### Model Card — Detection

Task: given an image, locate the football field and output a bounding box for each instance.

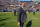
[0,12,40,27]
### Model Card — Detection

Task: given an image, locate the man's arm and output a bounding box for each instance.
[17,7,22,26]
[18,7,21,22]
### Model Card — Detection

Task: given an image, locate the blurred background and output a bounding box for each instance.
[0,0,40,12]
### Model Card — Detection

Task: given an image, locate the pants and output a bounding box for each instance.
[28,10,30,14]
[20,22,24,27]
[33,12,35,15]
[14,12,16,16]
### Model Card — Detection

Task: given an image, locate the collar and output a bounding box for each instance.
[21,6,23,8]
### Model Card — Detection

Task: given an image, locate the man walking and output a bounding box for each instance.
[14,6,16,16]
[17,2,27,27]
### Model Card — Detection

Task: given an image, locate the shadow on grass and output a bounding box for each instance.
[0,18,9,21]
[0,23,6,26]
[26,20,32,27]
[0,14,6,16]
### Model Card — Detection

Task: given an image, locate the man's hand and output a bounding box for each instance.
[18,22,20,26]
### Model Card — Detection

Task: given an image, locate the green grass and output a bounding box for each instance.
[0,12,40,27]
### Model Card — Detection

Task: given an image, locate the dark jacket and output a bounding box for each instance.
[14,9,16,13]
[18,7,27,23]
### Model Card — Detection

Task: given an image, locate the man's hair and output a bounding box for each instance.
[21,2,25,7]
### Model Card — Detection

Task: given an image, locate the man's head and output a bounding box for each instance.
[21,2,25,7]
[14,6,16,8]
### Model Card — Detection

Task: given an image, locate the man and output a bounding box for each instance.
[28,9,30,14]
[33,7,36,15]
[18,2,27,27]
[14,6,16,16]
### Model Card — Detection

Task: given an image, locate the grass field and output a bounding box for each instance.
[0,12,40,27]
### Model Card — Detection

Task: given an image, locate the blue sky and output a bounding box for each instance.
[17,0,32,1]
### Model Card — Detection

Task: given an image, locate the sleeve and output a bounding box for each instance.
[17,7,21,22]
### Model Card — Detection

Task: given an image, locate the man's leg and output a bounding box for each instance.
[20,23,24,27]
[14,13,15,16]
[14,12,16,16]
[33,12,35,15]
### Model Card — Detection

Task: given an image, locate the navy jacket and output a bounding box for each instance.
[14,9,16,13]
[18,7,27,23]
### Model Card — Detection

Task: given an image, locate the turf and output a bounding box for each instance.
[0,12,40,27]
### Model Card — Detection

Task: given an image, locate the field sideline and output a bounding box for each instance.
[0,12,40,27]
